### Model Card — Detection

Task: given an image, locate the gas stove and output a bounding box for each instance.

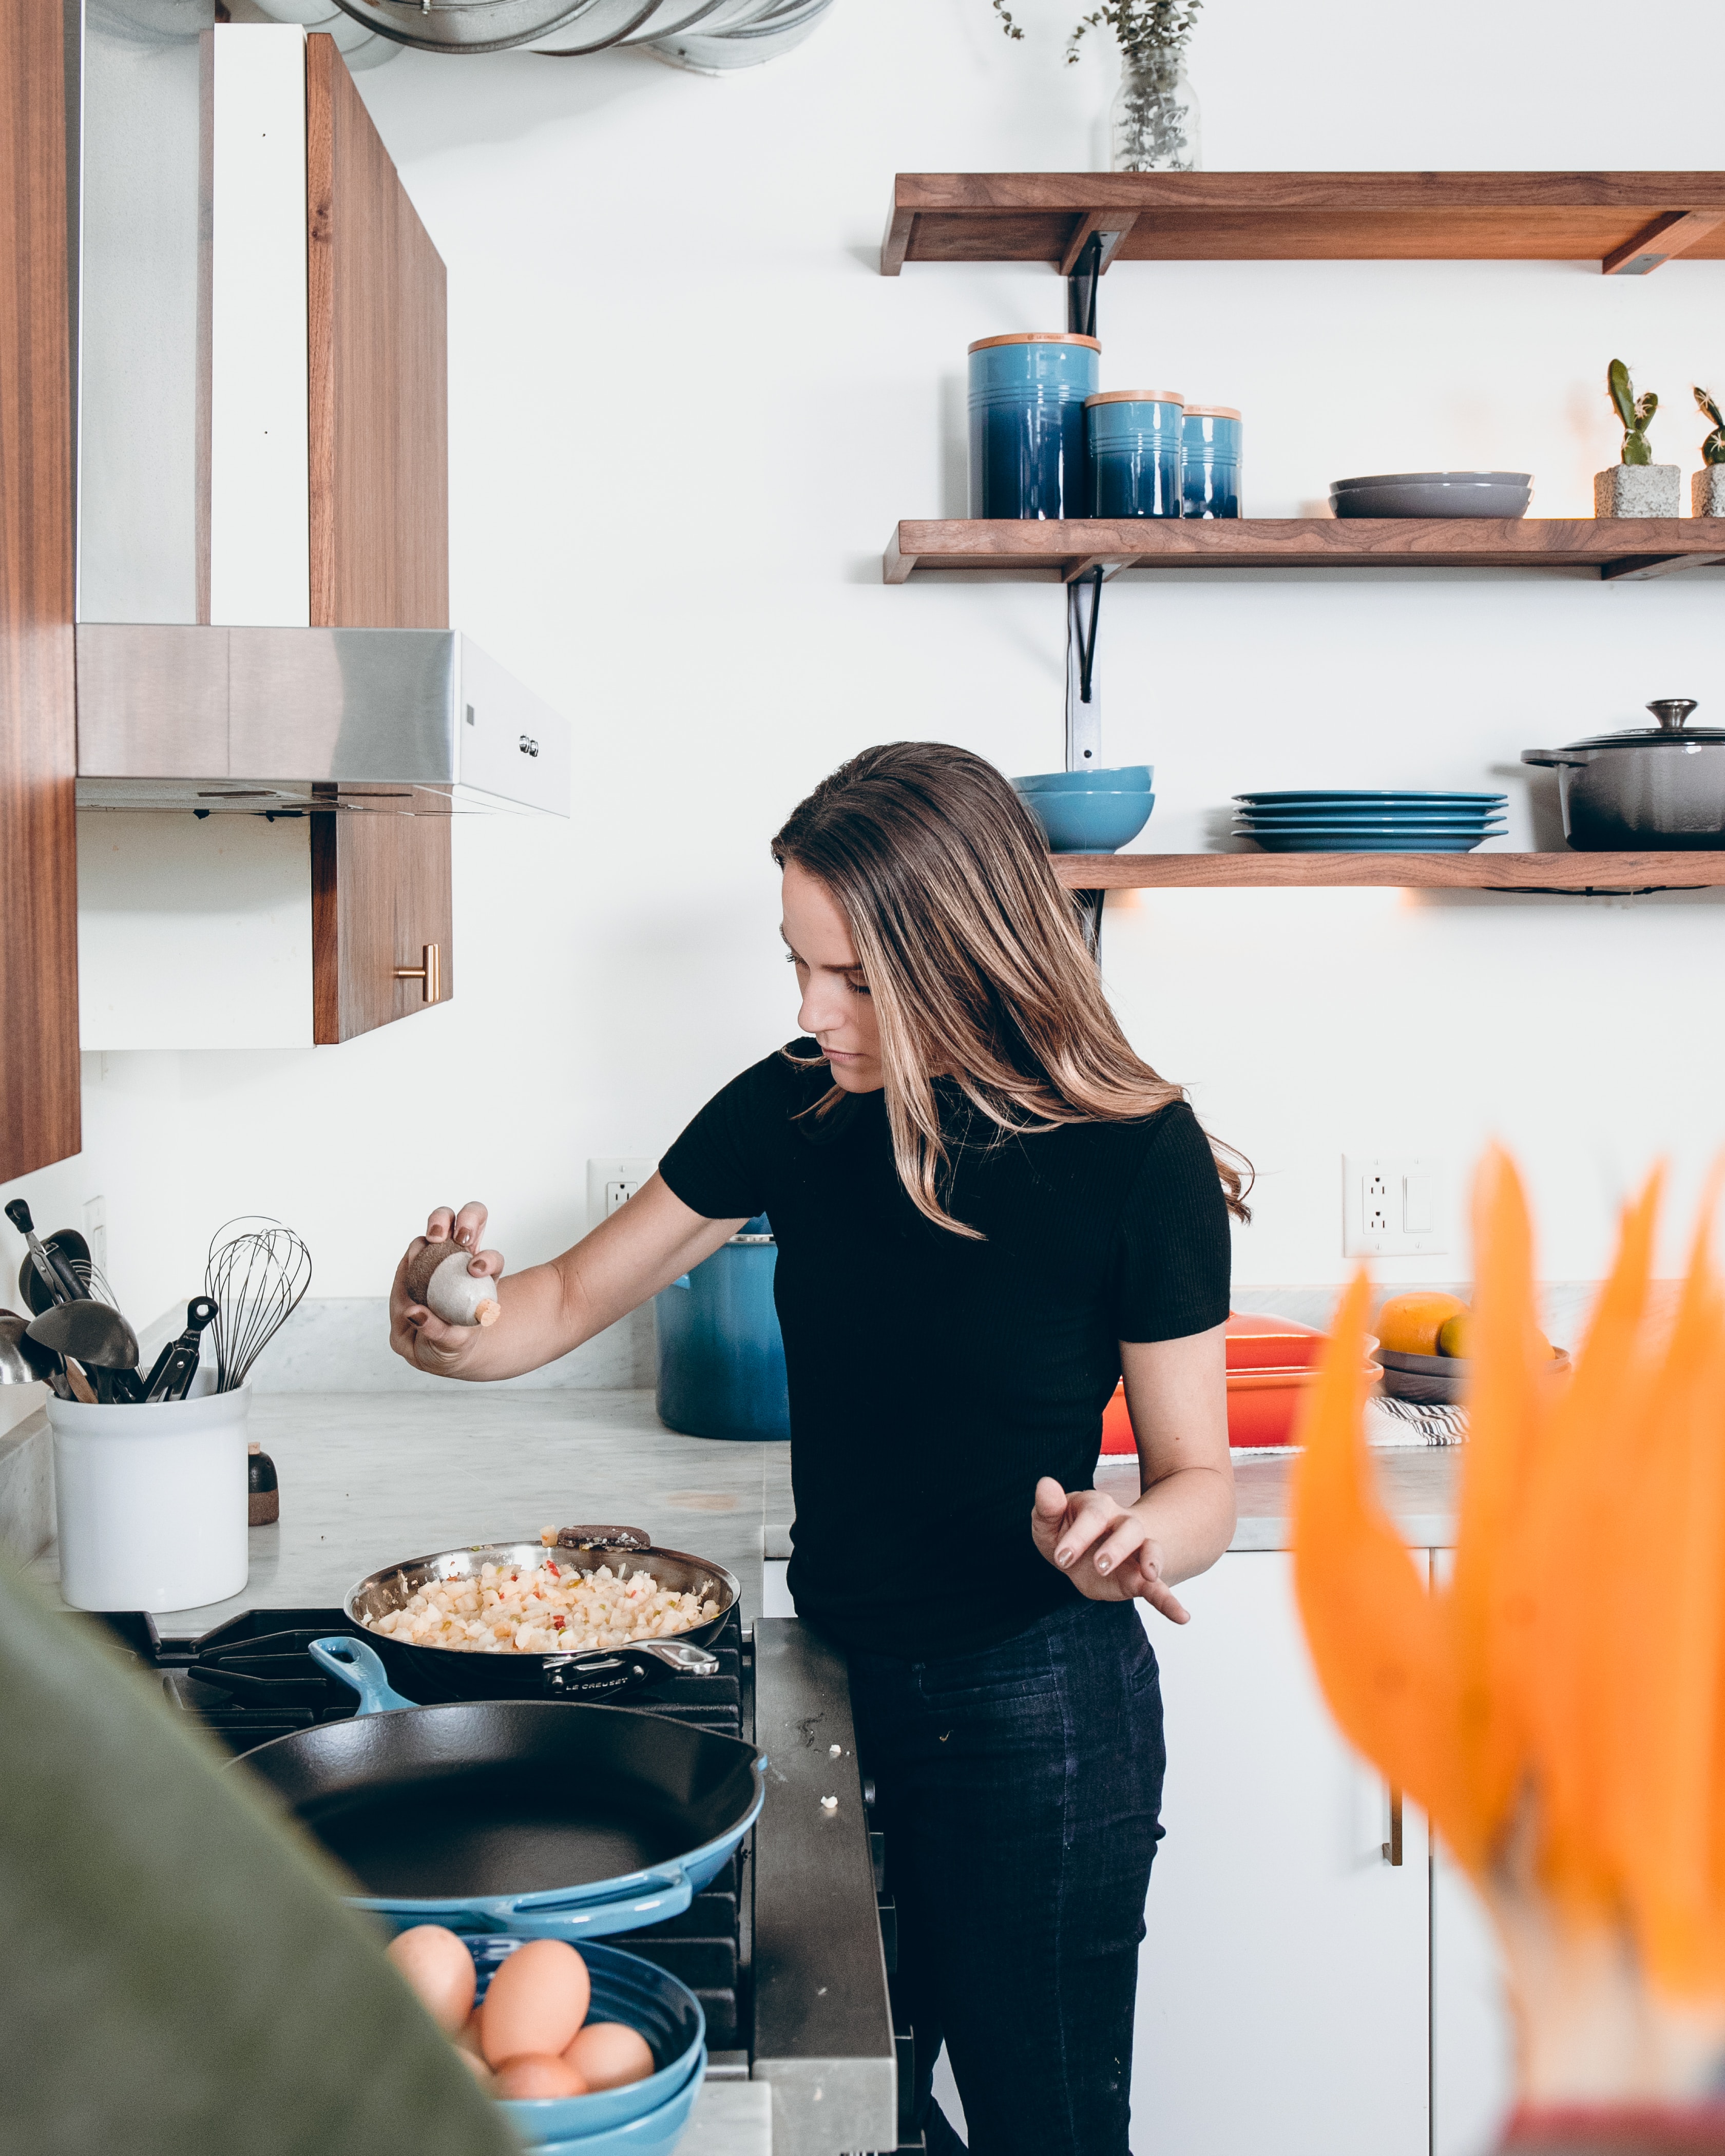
[72,1606,914,2155]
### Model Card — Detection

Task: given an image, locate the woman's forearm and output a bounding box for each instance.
[1129,1465,1236,1586]
[424,1257,587,1382]
[393,1176,744,1384]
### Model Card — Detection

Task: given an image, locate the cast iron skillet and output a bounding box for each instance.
[235,1634,765,1941]
[343,1525,741,1702]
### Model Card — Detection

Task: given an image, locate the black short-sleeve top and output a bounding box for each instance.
[658,1044,1231,1659]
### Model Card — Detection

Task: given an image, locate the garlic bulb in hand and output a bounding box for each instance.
[405,1241,501,1328]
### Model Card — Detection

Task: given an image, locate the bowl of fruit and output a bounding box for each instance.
[1372,1292,1567,1405]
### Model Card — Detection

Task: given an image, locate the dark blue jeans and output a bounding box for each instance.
[847,1597,1166,2156]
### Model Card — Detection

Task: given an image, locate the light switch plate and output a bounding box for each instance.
[1342,1155,1449,1258]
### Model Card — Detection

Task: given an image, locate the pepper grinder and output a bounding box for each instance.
[247,1440,279,1526]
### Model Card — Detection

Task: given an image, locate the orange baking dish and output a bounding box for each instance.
[1099,1310,1373,1453]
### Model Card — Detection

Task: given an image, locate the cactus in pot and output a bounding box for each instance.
[1693,386,1725,515]
[1694,386,1725,463]
[1608,357,1658,464]
[1596,359,1680,516]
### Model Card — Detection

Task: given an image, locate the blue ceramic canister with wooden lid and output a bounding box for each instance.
[1182,405,1243,518]
[1085,390,1185,518]
[968,332,1102,519]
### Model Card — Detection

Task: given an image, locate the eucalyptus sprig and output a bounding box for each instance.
[988,0,1202,63]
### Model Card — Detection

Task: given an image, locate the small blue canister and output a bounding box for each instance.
[655,1215,790,1441]
[968,332,1101,519]
[1182,405,1243,519]
[1085,390,1185,518]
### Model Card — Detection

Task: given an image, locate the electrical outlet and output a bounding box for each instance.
[586,1157,654,1231]
[83,1195,107,1273]
[1341,1156,1449,1258]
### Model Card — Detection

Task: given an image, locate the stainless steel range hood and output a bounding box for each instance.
[70,0,569,816]
[76,626,569,814]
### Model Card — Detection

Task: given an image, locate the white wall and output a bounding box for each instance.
[8,0,1725,1358]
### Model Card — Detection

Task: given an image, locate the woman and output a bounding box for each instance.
[390,742,1243,2156]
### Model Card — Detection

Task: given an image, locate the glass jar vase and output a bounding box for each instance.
[1110,48,1200,172]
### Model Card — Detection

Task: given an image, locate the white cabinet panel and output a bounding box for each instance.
[1133,1550,1430,2156]
[76,812,314,1049]
[208,27,310,628]
[1431,1549,1515,2156]
[1433,1848,1514,2156]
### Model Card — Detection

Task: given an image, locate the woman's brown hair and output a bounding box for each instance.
[771,741,1251,1236]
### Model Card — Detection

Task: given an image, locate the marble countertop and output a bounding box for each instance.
[29,1388,794,1629]
[24,1390,1460,1629]
[1105,1441,1459,1552]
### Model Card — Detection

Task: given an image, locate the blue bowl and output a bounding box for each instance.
[1015,787,1154,854]
[1013,765,1153,794]
[531,2058,704,2155]
[462,1937,705,2144]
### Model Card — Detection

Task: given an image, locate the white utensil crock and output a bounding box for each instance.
[48,1378,251,1612]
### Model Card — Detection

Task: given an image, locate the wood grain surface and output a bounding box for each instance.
[1048,852,1725,892]
[0,0,81,1179]
[306,34,448,632]
[885,518,1725,582]
[311,793,453,1045]
[883,172,1725,273]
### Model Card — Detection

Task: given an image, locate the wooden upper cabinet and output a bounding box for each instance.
[303,33,453,1046]
[305,35,448,633]
[0,0,81,1181]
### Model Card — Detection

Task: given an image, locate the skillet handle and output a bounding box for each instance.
[309,1634,418,1715]
[499,1866,696,1938]
[542,1639,720,1700]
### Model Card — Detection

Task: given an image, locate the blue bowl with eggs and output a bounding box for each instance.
[464,1935,705,2146]
[531,2069,705,2155]
[1013,780,1155,854]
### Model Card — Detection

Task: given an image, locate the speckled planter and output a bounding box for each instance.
[1693,467,1725,516]
[1595,464,1681,516]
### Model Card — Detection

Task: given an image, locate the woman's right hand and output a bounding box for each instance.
[390,1202,506,1378]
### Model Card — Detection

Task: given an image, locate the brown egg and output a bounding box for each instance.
[480,1939,591,2067]
[385,1924,476,2035]
[454,2009,486,2059]
[493,2053,590,2101]
[456,2047,496,2089]
[564,2020,656,2091]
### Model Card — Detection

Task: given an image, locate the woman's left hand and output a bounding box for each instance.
[1031,1477,1191,1624]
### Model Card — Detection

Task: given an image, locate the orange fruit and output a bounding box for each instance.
[1376,1291,1467,1357]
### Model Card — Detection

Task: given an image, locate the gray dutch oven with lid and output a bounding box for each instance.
[1523,700,1725,849]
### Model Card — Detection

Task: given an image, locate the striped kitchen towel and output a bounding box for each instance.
[1367,1395,1467,1447]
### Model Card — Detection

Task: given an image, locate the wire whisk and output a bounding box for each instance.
[205,1217,313,1392]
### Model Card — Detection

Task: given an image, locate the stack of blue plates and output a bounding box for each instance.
[1233,790,1508,853]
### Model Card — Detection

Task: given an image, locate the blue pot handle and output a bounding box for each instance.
[351,1866,696,1941]
[310,1634,418,1715]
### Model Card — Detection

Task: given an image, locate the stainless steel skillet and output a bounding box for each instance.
[344,1525,741,1703]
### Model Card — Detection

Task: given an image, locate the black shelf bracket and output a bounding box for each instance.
[1067,230,1103,339]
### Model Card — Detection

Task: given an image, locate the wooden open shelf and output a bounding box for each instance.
[886,518,1725,583]
[882,172,1725,277]
[1048,852,1725,894]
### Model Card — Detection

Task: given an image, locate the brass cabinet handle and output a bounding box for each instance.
[1382,1784,1404,1866]
[394,942,442,1004]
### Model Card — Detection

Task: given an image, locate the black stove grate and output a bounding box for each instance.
[69,1604,750,2053]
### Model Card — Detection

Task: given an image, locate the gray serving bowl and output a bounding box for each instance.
[1331,471,1532,519]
